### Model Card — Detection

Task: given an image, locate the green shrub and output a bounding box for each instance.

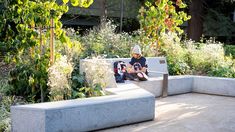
[77,58,109,98]
[53,33,106,99]
[79,21,136,58]
[208,65,235,78]
[0,110,10,132]
[160,33,235,78]
[0,96,26,132]
[208,57,235,78]
[160,33,191,75]
[55,37,83,63]
[224,45,235,58]
[0,78,12,96]
[8,53,50,103]
[186,40,225,74]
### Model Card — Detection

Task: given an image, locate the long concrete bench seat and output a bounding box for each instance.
[11,83,155,132]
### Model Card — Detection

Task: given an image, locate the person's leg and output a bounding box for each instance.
[124,72,137,80]
[137,72,148,81]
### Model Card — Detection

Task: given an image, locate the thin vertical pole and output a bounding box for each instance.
[162,73,168,97]
[50,19,54,65]
[39,26,44,102]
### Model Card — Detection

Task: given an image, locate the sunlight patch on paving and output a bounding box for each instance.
[98,93,235,132]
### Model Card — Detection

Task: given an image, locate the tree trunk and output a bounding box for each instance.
[100,0,107,24]
[120,0,124,32]
[188,0,204,42]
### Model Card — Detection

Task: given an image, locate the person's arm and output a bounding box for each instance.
[140,67,147,73]
[127,58,135,73]
[126,63,134,73]
[139,57,147,73]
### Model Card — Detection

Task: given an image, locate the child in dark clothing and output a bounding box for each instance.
[126,45,148,81]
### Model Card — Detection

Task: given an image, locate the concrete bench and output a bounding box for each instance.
[11,83,155,132]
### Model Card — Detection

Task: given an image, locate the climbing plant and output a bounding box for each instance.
[138,0,190,54]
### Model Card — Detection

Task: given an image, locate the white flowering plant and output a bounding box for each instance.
[79,57,112,97]
[47,55,73,101]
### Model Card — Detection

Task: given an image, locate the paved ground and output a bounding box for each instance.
[98,93,235,132]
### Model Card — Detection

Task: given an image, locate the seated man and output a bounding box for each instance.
[125,45,148,81]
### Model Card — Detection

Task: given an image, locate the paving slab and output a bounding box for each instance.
[98,93,235,132]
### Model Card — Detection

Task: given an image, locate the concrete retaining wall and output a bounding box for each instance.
[133,75,235,97]
[11,84,155,132]
[192,76,235,96]
[168,76,193,95]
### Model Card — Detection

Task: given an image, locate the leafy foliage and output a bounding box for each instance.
[77,58,110,98]
[160,33,235,78]
[208,63,235,78]
[8,53,50,102]
[70,65,105,98]
[160,33,191,75]
[0,95,26,132]
[138,0,190,53]
[0,0,94,102]
[224,45,235,58]
[69,0,93,7]
[79,21,136,58]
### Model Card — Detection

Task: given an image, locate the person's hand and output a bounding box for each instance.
[128,68,135,73]
[135,69,141,73]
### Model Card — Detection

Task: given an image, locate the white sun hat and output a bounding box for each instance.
[132,45,142,55]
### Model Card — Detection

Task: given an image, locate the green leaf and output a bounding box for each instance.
[77,92,86,98]
[62,0,69,4]
[71,0,79,6]
[17,0,23,4]
[17,8,22,14]
[82,0,93,8]
[145,1,152,7]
